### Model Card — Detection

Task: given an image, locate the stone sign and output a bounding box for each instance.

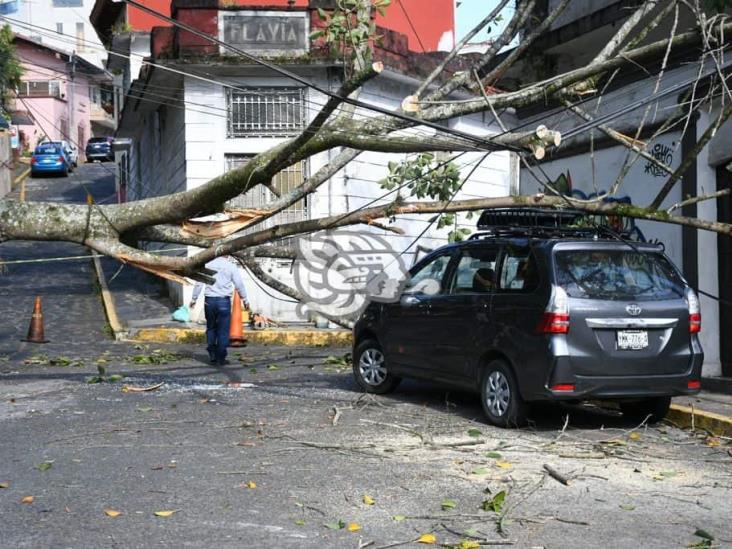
[220,11,309,54]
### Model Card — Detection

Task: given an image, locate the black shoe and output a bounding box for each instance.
[217,359,230,366]
[209,355,217,364]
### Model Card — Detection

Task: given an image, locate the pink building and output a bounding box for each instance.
[11,35,112,158]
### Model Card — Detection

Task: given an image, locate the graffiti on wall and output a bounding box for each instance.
[550,170,647,242]
[644,142,676,177]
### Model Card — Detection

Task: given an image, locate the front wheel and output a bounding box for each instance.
[353,339,401,394]
[619,397,671,424]
[480,360,529,428]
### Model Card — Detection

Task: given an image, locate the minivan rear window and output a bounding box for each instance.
[554,250,685,301]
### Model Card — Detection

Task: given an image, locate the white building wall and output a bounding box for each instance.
[117,96,188,302]
[8,0,106,68]
[520,134,684,267]
[695,111,721,376]
[180,71,514,321]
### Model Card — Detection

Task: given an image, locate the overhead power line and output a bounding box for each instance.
[120,0,523,153]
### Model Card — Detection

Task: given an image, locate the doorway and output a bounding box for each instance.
[718,164,732,376]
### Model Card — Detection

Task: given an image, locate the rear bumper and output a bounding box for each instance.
[86,152,112,160]
[31,163,65,173]
[551,373,702,399]
[540,348,704,400]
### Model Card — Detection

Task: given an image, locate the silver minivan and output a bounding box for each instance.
[352,211,703,427]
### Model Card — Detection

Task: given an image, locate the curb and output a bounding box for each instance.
[12,166,31,190]
[91,253,127,340]
[90,253,351,347]
[131,327,352,347]
[667,403,732,437]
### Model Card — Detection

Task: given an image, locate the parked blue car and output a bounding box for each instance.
[31,143,71,177]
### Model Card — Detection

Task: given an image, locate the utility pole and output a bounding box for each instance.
[67,52,76,145]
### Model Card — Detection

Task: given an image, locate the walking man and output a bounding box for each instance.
[190,256,249,365]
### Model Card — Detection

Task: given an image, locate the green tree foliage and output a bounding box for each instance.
[0,25,23,112]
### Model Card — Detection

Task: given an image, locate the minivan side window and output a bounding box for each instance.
[498,247,539,292]
[448,247,499,294]
[405,254,452,296]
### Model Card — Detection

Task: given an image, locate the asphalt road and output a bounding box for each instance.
[1,343,731,549]
[2,164,731,548]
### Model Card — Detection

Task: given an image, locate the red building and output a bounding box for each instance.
[91,0,455,53]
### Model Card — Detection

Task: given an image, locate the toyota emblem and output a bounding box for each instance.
[626,304,642,316]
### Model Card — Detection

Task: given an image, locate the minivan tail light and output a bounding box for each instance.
[687,380,701,390]
[551,383,575,392]
[538,286,569,334]
[686,288,701,333]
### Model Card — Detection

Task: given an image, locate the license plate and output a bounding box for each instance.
[617,330,648,350]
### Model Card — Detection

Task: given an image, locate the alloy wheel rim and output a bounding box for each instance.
[485,371,511,417]
[359,348,387,386]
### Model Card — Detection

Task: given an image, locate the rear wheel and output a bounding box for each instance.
[353,339,401,394]
[619,397,671,424]
[480,360,529,428]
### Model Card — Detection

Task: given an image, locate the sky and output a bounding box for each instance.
[455,0,516,43]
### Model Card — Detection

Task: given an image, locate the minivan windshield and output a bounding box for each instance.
[554,250,685,301]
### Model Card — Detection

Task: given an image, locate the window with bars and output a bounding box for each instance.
[18,80,62,99]
[226,88,306,138]
[225,154,308,228]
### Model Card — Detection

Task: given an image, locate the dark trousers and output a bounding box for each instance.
[204,296,231,363]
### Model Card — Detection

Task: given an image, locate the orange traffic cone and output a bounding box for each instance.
[229,290,247,347]
[23,296,49,343]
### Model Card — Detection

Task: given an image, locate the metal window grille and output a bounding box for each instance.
[18,80,61,98]
[225,154,308,230]
[227,88,305,138]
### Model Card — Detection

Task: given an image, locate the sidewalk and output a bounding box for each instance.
[95,254,351,347]
[670,391,732,437]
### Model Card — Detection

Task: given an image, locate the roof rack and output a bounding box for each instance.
[471,207,640,241]
[476,207,585,230]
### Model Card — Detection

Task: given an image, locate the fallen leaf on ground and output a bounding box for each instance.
[481,490,506,513]
[629,432,641,441]
[122,382,164,393]
[456,541,480,549]
[653,470,678,481]
[472,467,489,476]
[35,461,53,472]
[705,437,721,447]
[495,460,512,469]
[324,520,345,530]
[347,522,361,532]
[295,519,305,526]
[620,504,636,511]
[21,496,34,504]
[245,481,256,489]
[485,451,502,459]
[363,494,375,505]
[153,510,178,517]
[267,364,279,370]
[467,428,482,438]
[137,406,153,413]
[104,509,122,517]
[417,533,437,544]
[392,515,406,522]
[441,499,457,510]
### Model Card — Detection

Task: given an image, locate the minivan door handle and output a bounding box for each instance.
[400,295,424,308]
